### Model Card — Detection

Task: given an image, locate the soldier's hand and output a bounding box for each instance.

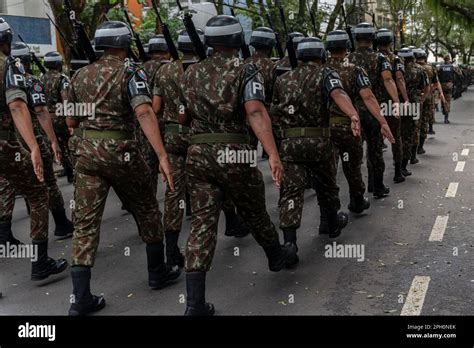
[51,141,62,163]
[31,146,44,182]
[350,116,361,137]
[159,156,175,192]
[392,102,400,119]
[268,155,283,188]
[381,124,395,144]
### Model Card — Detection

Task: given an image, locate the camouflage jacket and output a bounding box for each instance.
[404,62,428,104]
[419,62,438,102]
[143,58,168,91]
[154,60,184,124]
[270,60,344,162]
[41,69,69,115]
[349,47,392,110]
[325,56,371,119]
[25,73,47,135]
[245,53,276,107]
[180,51,264,136]
[68,54,152,132]
[0,52,28,132]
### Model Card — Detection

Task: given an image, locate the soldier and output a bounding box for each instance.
[376,28,409,183]
[398,48,427,176]
[137,35,171,197]
[152,29,205,269]
[0,42,74,244]
[271,36,361,264]
[180,15,296,315]
[66,21,180,316]
[438,55,455,124]
[415,48,445,153]
[349,23,400,198]
[41,51,74,183]
[325,30,394,221]
[0,18,67,280]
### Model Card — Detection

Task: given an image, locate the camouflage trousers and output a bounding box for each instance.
[386,116,403,163]
[401,117,416,161]
[72,138,163,266]
[420,98,434,141]
[330,124,365,197]
[360,112,385,181]
[441,82,453,114]
[185,143,279,272]
[0,140,49,240]
[280,147,341,230]
[0,137,65,222]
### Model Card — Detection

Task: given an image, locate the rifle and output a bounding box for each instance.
[307,1,318,37]
[63,0,96,63]
[265,13,284,59]
[17,34,46,74]
[150,0,180,61]
[277,0,298,69]
[46,13,82,59]
[340,1,355,52]
[123,8,148,62]
[173,0,207,61]
[227,4,251,59]
[371,12,377,50]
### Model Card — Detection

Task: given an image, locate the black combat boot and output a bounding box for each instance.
[65,165,74,184]
[444,113,450,124]
[417,137,426,154]
[282,228,299,268]
[348,195,370,214]
[165,232,185,269]
[410,145,419,164]
[52,207,74,239]
[184,272,215,316]
[393,162,406,183]
[373,174,390,199]
[68,266,106,316]
[185,192,192,217]
[0,221,11,245]
[146,243,181,289]
[401,159,412,177]
[326,210,349,239]
[224,209,250,238]
[428,124,436,135]
[319,206,329,235]
[367,168,374,193]
[31,239,68,281]
[262,240,297,272]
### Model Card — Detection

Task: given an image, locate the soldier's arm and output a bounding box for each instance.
[382,70,400,104]
[35,105,61,162]
[59,75,70,102]
[359,89,395,143]
[395,71,409,103]
[65,78,80,129]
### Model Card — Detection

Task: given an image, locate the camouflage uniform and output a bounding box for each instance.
[180,51,281,272]
[418,62,438,141]
[326,56,370,198]
[137,58,168,196]
[438,63,455,115]
[68,54,163,266]
[0,52,49,241]
[153,60,189,236]
[401,61,427,162]
[412,62,429,146]
[271,61,343,231]
[349,47,392,192]
[0,74,65,223]
[41,69,73,179]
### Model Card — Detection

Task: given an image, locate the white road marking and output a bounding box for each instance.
[445,183,459,198]
[455,161,466,172]
[429,215,449,242]
[401,276,431,316]
[462,144,474,147]
[461,149,470,156]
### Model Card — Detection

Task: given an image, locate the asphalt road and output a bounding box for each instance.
[1,87,473,316]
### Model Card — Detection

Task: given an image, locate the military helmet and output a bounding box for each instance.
[11,42,31,65]
[444,55,451,61]
[326,30,350,51]
[397,47,414,58]
[249,27,276,49]
[354,22,376,41]
[94,21,132,50]
[376,28,394,45]
[148,34,168,53]
[204,15,243,48]
[413,48,427,59]
[297,37,326,61]
[44,51,63,69]
[177,28,204,53]
[0,18,13,44]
